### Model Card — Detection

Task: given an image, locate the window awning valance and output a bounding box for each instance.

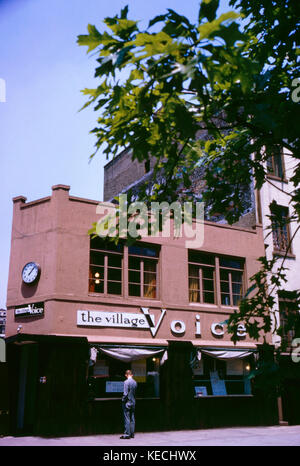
[197,349,256,360]
[90,345,167,363]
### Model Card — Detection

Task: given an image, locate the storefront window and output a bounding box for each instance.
[192,354,252,396]
[88,352,161,399]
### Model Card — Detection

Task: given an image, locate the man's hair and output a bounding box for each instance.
[125,369,133,376]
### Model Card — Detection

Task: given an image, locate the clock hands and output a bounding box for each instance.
[28,266,36,276]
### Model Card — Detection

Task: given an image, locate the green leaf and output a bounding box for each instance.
[77,24,102,53]
[199,0,220,22]
[198,11,239,39]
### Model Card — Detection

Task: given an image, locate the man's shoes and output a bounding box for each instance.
[120,435,131,439]
[130,434,135,438]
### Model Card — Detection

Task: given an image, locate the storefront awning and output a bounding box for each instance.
[90,344,167,363]
[197,348,256,360]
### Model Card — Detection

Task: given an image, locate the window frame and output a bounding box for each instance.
[192,354,253,397]
[188,251,245,307]
[89,242,124,296]
[266,147,286,181]
[89,239,160,300]
[128,244,160,300]
[278,298,298,348]
[271,205,292,255]
[88,352,162,400]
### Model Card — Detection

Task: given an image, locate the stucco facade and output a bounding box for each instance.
[5,184,282,436]
[6,184,266,348]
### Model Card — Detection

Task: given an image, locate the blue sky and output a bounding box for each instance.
[0,0,230,309]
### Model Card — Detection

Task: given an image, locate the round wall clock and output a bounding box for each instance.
[22,262,41,284]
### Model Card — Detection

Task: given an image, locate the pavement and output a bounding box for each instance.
[1,425,300,446]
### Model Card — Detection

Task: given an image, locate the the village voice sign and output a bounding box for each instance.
[77,308,166,337]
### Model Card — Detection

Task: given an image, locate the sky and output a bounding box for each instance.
[0,0,230,309]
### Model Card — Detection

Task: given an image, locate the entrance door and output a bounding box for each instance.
[161,341,195,429]
[15,343,38,435]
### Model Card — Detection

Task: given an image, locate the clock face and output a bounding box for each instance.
[22,262,40,284]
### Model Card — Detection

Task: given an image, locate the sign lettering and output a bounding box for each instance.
[15,303,44,317]
[77,309,248,340]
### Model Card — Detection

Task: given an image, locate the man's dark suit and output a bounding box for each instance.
[122,376,137,437]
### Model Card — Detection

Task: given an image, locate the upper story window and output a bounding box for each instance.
[278,294,300,348]
[219,257,244,306]
[128,245,159,299]
[266,146,284,179]
[189,251,244,306]
[189,252,215,304]
[89,237,123,295]
[89,238,159,299]
[271,205,291,254]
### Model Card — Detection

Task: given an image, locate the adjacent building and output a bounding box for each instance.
[256,147,300,424]
[0,309,6,338]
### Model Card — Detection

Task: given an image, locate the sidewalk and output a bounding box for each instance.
[1,425,300,446]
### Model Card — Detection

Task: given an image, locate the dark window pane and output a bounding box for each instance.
[144,259,157,272]
[220,270,230,281]
[232,282,242,295]
[233,294,241,306]
[202,267,214,279]
[91,237,123,253]
[129,284,141,297]
[203,292,215,304]
[219,257,243,269]
[129,245,158,257]
[129,257,141,270]
[221,281,230,293]
[129,270,140,284]
[108,254,122,268]
[108,267,122,281]
[90,251,105,266]
[188,251,214,265]
[203,278,214,292]
[107,281,122,295]
[232,271,243,283]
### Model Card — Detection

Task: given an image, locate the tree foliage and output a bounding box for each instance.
[78,0,300,350]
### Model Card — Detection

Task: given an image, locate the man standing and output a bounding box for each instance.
[120,369,137,439]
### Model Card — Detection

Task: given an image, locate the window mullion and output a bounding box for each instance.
[229,271,233,306]
[199,267,203,303]
[141,260,144,297]
[104,254,108,295]
[215,257,221,306]
[124,246,128,298]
